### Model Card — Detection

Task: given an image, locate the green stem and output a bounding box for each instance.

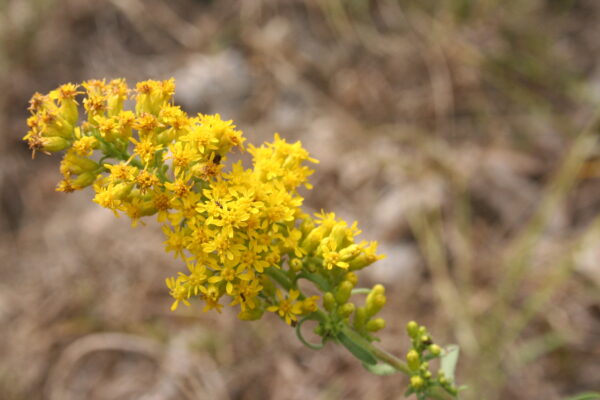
[265,267,293,291]
[340,325,411,375]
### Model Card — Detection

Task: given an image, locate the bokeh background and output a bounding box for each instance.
[1,1,600,399]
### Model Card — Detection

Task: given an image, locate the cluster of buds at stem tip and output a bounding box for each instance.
[405,321,459,399]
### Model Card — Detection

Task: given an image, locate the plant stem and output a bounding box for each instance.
[340,325,411,375]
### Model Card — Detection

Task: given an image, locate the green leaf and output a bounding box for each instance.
[363,362,398,375]
[564,393,600,400]
[440,344,460,382]
[337,331,377,365]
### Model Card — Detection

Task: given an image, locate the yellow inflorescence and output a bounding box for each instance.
[24,78,385,327]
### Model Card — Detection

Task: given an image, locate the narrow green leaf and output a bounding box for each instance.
[337,331,377,365]
[363,362,397,375]
[440,344,460,381]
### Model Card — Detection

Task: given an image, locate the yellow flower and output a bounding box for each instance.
[267,289,303,325]
[320,237,350,270]
[166,277,190,311]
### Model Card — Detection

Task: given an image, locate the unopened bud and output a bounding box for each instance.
[301,227,323,254]
[323,292,336,312]
[365,318,386,332]
[410,375,424,389]
[406,350,420,371]
[344,272,358,287]
[73,171,97,188]
[335,280,353,304]
[353,306,367,330]
[338,302,355,318]
[366,293,386,318]
[42,136,71,152]
[429,344,441,356]
[289,258,303,272]
[330,223,348,248]
[407,321,419,339]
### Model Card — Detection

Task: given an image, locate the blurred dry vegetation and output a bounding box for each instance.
[1,0,599,399]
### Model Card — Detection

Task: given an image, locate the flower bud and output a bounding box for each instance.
[365,293,386,318]
[330,223,348,248]
[289,258,303,272]
[42,136,71,152]
[344,272,358,287]
[407,321,419,339]
[406,350,420,371]
[323,292,336,312]
[338,302,355,318]
[429,344,441,356]
[61,154,99,176]
[73,171,98,188]
[365,318,385,332]
[335,280,353,305]
[300,227,323,254]
[339,244,361,261]
[410,375,424,389]
[353,306,367,330]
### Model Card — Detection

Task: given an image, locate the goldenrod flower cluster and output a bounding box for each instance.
[24,78,385,331]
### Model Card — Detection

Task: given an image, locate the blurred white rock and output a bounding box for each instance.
[173,50,252,116]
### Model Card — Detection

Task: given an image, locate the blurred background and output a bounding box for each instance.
[1,0,600,399]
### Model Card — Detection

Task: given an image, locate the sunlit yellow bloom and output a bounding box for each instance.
[267,289,303,325]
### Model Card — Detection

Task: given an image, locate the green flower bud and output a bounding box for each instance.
[330,223,348,248]
[365,317,385,332]
[407,321,419,339]
[41,136,71,152]
[300,227,323,254]
[62,152,99,175]
[73,171,98,188]
[353,306,367,330]
[410,375,424,389]
[323,292,336,312]
[365,293,386,318]
[338,302,355,318]
[289,258,303,272]
[339,244,361,261]
[344,272,358,287]
[335,280,353,304]
[429,344,441,356]
[406,350,420,371]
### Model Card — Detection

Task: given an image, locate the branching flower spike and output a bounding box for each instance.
[24,78,462,399]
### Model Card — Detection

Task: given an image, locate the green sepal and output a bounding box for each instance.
[336,331,377,365]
